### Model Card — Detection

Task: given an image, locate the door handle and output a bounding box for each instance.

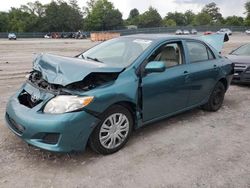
[213,64,217,69]
[183,70,188,74]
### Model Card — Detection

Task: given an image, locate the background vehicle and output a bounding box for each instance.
[5,34,233,155]
[217,28,232,36]
[8,33,17,40]
[51,32,61,39]
[175,29,183,35]
[245,29,250,35]
[191,29,198,34]
[74,31,88,39]
[44,33,51,39]
[204,31,213,35]
[183,30,190,35]
[227,43,250,84]
[61,32,74,38]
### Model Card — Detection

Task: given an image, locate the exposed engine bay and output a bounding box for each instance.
[28,70,120,94]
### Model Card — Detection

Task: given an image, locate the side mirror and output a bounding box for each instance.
[145,61,166,73]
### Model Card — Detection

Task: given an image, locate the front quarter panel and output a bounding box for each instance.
[83,68,139,114]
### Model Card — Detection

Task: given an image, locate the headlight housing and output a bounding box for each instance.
[44,95,94,114]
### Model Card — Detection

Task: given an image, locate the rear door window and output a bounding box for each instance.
[186,41,214,63]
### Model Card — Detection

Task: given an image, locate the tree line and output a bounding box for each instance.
[0,0,250,32]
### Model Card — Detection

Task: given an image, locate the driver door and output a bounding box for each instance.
[141,41,190,122]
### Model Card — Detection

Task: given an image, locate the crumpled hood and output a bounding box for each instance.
[33,53,124,86]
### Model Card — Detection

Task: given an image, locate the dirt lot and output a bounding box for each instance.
[0,34,250,188]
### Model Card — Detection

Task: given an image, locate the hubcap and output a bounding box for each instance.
[99,113,129,149]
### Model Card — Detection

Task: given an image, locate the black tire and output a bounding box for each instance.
[202,82,226,112]
[89,105,133,155]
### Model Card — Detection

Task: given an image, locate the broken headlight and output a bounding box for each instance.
[44,95,94,114]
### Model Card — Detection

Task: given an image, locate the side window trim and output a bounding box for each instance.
[206,46,216,60]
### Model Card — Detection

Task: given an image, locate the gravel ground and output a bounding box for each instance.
[0,33,250,188]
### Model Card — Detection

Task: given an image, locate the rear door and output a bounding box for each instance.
[184,40,220,106]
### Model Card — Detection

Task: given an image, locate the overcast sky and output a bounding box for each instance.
[0,0,246,18]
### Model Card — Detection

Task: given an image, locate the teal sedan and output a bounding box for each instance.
[5,34,233,154]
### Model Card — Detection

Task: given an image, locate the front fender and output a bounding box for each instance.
[83,70,139,114]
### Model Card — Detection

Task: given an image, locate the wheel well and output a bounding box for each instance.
[87,101,137,148]
[114,101,136,116]
[112,101,137,129]
[218,78,228,90]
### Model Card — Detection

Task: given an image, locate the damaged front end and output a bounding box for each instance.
[27,70,120,95]
[32,53,124,86]
[26,53,124,95]
[5,53,129,152]
[16,53,125,114]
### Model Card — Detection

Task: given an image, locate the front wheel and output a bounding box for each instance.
[202,82,226,112]
[89,105,133,155]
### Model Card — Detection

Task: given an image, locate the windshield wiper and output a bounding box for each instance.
[86,56,103,63]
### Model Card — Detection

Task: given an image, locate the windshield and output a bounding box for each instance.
[79,37,152,67]
[231,44,250,56]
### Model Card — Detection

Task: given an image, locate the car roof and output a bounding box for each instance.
[122,34,202,42]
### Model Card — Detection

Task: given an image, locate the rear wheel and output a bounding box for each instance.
[202,82,226,112]
[89,105,133,155]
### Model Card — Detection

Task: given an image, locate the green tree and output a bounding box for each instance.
[7,8,38,32]
[202,2,223,24]
[0,12,9,32]
[43,1,83,31]
[128,8,139,20]
[162,18,176,27]
[164,12,186,26]
[194,12,212,26]
[224,16,244,26]
[245,1,250,17]
[20,1,45,31]
[84,0,123,31]
[126,8,140,26]
[68,0,84,31]
[137,7,162,28]
[20,1,45,17]
[244,1,250,26]
[103,9,123,30]
[184,10,195,25]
